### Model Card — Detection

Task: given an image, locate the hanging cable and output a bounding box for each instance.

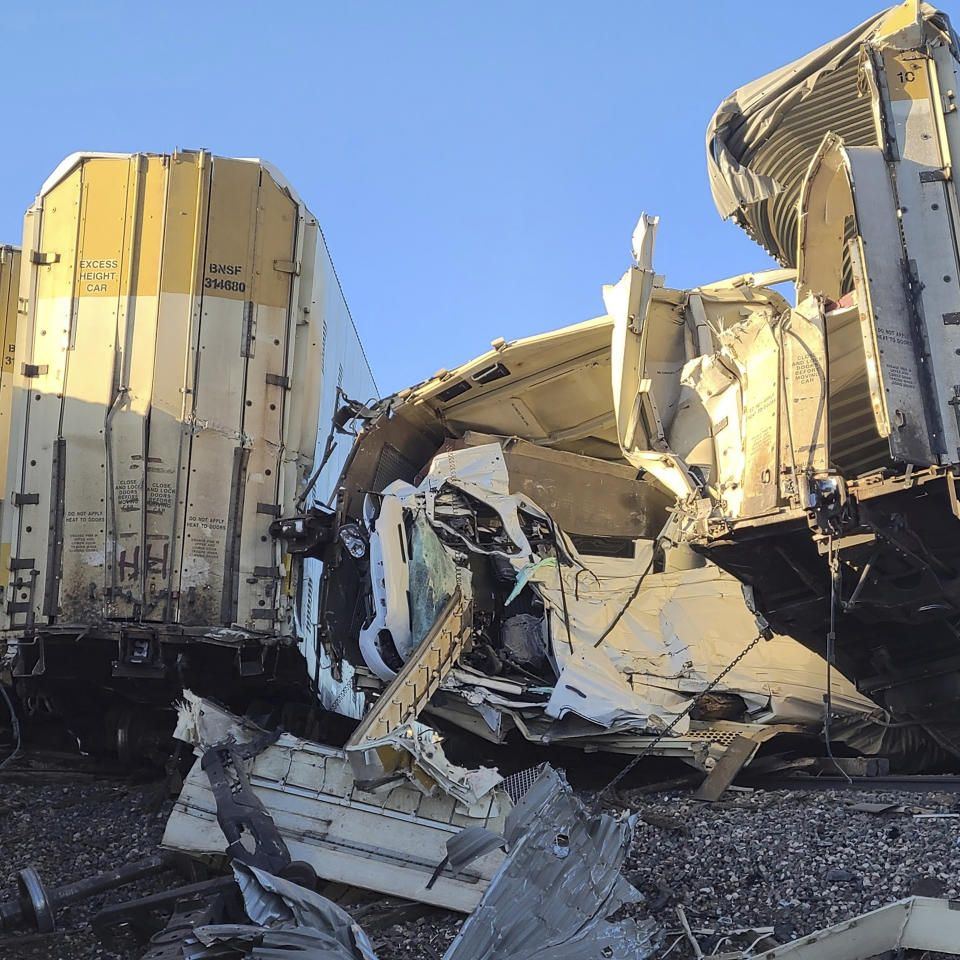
[551,525,575,656]
[594,629,766,807]
[592,549,656,649]
[0,682,21,771]
[824,536,852,784]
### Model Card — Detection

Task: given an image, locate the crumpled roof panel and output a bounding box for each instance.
[705,4,955,265]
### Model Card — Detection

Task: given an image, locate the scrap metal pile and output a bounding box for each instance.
[5,0,960,957]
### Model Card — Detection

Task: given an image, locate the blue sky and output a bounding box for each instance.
[4,1,890,395]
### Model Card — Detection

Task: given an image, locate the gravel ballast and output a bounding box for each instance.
[2,769,959,959]
[623,786,960,957]
[0,769,175,960]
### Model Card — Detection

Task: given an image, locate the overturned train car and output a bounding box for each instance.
[0,152,376,746]
[606,2,960,756]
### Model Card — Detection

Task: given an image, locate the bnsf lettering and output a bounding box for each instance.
[204,263,246,293]
[203,277,247,292]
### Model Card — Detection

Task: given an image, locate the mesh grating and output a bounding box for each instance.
[686,728,744,746]
[371,442,419,492]
[501,763,547,804]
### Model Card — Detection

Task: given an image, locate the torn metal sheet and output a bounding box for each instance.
[185,861,380,960]
[544,641,691,735]
[411,444,870,727]
[704,4,954,265]
[333,437,874,774]
[442,766,660,960]
[347,721,504,814]
[529,542,873,724]
[163,696,511,913]
[343,589,506,807]
[200,732,290,874]
[461,431,671,540]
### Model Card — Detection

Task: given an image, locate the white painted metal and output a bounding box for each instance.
[162,733,509,913]
[758,896,960,957]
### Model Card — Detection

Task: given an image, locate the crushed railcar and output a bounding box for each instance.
[605,1,960,757]
[305,311,879,773]
[0,151,376,750]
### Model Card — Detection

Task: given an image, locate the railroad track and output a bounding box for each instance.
[0,748,156,783]
[741,774,960,793]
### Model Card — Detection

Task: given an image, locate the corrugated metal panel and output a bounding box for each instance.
[707,22,881,267]
[7,167,80,628]
[734,59,876,266]
[3,151,376,638]
[826,305,889,476]
[444,767,660,959]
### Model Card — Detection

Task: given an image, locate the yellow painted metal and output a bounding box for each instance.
[882,47,932,103]
[59,156,133,620]
[9,167,81,627]
[4,151,364,635]
[232,167,298,628]
[108,156,166,619]
[0,246,20,582]
[178,158,260,625]
[876,0,922,42]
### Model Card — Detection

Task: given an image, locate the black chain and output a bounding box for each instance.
[594,630,767,805]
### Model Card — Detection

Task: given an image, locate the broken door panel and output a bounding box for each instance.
[163,695,510,913]
[608,258,685,452]
[799,135,939,466]
[780,300,829,489]
[607,229,698,499]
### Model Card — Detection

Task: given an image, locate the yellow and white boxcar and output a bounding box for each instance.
[1,152,375,738]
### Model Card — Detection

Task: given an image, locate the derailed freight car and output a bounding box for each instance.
[603,2,960,756]
[0,152,376,745]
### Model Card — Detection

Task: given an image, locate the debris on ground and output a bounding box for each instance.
[7,2,960,958]
[623,785,960,957]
